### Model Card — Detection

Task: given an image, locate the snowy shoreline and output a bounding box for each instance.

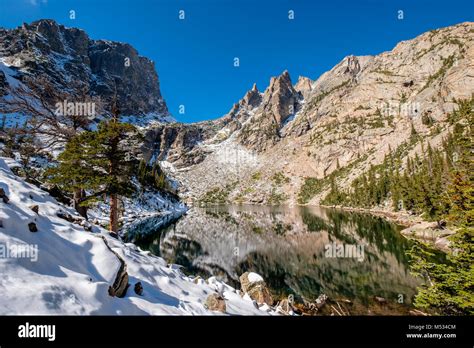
[0,157,275,315]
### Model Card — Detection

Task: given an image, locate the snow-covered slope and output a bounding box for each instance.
[0,157,268,315]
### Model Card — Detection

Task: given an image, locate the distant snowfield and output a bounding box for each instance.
[0,157,269,315]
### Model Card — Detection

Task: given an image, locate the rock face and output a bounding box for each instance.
[239,272,273,305]
[142,122,216,168]
[219,83,263,134]
[0,19,170,119]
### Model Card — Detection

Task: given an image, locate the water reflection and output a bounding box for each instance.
[131,205,421,313]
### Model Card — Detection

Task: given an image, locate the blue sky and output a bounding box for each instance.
[0,0,472,123]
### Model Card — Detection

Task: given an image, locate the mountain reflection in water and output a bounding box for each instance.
[131,204,421,313]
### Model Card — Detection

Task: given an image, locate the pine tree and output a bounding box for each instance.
[48,103,142,233]
[137,159,169,192]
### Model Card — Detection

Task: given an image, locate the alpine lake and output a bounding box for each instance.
[127,204,424,315]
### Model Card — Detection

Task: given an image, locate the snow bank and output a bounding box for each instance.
[0,157,269,315]
[247,272,264,283]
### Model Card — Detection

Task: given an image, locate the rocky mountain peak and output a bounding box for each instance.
[241,83,262,109]
[261,70,299,125]
[268,69,291,86]
[294,76,313,98]
[232,70,302,151]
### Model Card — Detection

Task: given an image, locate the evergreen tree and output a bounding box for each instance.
[48,104,142,233]
[137,159,169,192]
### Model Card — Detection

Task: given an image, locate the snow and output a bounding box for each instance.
[88,181,187,233]
[0,157,270,315]
[247,272,264,283]
[0,60,21,89]
[121,112,175,127]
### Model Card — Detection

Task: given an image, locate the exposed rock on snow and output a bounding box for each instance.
[28,222,38,232]
[134,282,143,296]
[0,187,9,203]
[29,204,39,214]
[103,236,129,298]
[239,272,273,305]
[204,293,226,313]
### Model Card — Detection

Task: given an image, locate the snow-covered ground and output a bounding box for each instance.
[0,157,271,315]
[88,185,187,232]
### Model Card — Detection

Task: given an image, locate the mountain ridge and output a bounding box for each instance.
[142,21,474,206]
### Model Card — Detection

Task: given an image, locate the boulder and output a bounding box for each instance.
[277,298,296,314]
[0,188,9,203]
[204,293,226,313]
[134,282,143,296]
[56,210,75,222]
[239,272,273,305]
[315,293,328,309]
[28,222,38,232]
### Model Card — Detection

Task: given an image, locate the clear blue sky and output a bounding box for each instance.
[0,0,472,123]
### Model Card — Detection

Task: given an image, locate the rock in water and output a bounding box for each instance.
[277,298,296,315]
[239,272,274,305]
[134,282,143,296]
[28,222,38,232]
[315,294,328,309]
[204,294,226,313]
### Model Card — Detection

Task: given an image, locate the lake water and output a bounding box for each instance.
[130,204,422,314]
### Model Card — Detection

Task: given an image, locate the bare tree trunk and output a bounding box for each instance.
[73,189,88,220]
[110,193,118,234]
[109,98,120,236]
